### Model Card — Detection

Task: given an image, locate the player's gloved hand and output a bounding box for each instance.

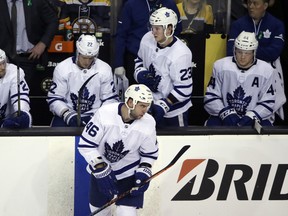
[219,107,240,126]
[148,74,161,92]
[2,111,31,128]
[131,164,152,196]
[135,67,156,86]
[114,66,126,78]
[151,98,171,122]
[62,110,79,127]
[238,111,260,127]
[92,162,118,200]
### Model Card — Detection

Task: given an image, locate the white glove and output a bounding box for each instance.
[114,66,126,78]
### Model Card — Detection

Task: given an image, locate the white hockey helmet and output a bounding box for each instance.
[0,49,6,63]
[150,7,178,32]
[125,84,153,109]
[76,34,99,57]
[234,31,258,51]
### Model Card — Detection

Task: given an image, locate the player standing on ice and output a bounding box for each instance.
[78,84,159,215]
[47,34,118,127]
[0,49,32,128]
[204,31,277,126]
[134,7,193,128]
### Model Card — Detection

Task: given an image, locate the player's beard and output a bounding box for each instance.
[129,109,143,120]
[0,69,5,78]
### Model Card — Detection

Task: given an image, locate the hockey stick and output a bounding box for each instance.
[89,145,191,216]
[17,63,21,116]
[77,73,98,126]
[254,120,262,134]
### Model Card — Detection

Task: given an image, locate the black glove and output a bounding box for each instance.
[62,110,82,127]
[92,162,118,200]
[2,111,31,128]
[151,99,171,122]
[238,111,260,126]
[136,68,161,92]
[219,107,240,126]
[130,165,152,196]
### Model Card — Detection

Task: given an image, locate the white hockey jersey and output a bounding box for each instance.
[0,63,30,120]
[204,57,277,122]
[47,57,118,117]
[78,102,159,180]
[135,32,193,118]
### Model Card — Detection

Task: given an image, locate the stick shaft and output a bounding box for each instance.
[77,73,97,126]
[17,64,21,116]
[89,145,190,216]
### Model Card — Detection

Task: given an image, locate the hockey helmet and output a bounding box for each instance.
[150,7,178,31]
[125,84,153,108]
[0,49,6,63]
[234,31,258,51]
[76,34,99,57]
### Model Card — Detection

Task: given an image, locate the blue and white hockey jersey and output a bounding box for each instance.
[0,63,30,121]
[47,57,118,118]
[135,32,193,118]
[78,102,159,180]
[204,57,277,122]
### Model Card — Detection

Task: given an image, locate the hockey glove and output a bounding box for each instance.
[219,107,240,126]
[238,111,260,127]
[62,110,79,127]
[151,99,171,122]
[130,165,152,196]
[149,74,161,92]
[92,162,118,200]
[2,111,31,128]
[136,68,159,90]
[114,66,126,78]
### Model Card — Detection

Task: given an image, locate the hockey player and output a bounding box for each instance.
[0,49,32,128]
[226,0,286,121]
[134,7,193,128]
[47,34,118,127]
[78,84,158,216]
[204,31,277,126]
[113,0,182,85]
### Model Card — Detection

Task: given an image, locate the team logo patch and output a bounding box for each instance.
[227,86,251,116]
[104,140,129,163]
[71,87,96,113]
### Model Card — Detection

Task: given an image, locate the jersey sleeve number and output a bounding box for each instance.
[85,122,99,137]
[180,67,192,81]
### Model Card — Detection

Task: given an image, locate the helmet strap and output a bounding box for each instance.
[125,99,136,120]
[159,27,174,46]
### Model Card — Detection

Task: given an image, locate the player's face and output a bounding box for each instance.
[0,60,6,78]
[151,25,166,43]
[235,49,254,68]
[247,0,268,20]
[77,54,95,69]
[130,102,151,119]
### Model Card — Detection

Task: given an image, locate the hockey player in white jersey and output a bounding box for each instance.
[134,7,193,128]
[78,84,158,216]
[204,31,278,126]
[47,34,118,127]
[0,49,32,128]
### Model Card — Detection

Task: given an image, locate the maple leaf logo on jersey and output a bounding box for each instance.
[0,103,7,120]
[104,140,129,163]
[71,87,96,113]
[227,86,252,116]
